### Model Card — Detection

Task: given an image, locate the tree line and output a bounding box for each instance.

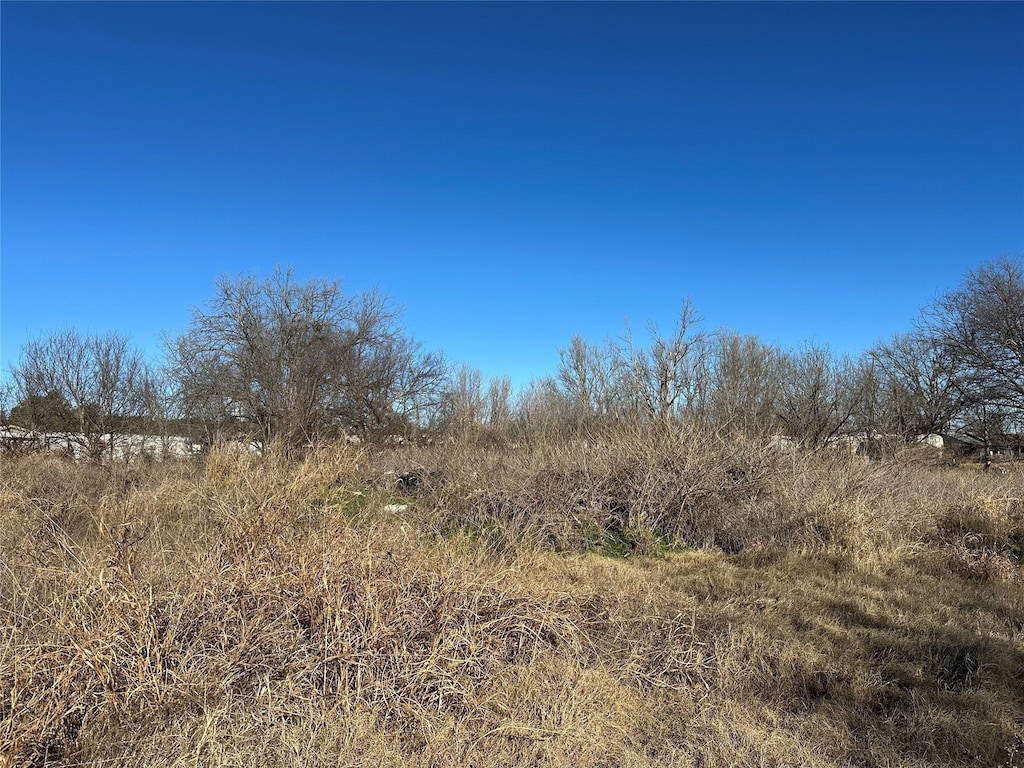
[3,256,1022,456]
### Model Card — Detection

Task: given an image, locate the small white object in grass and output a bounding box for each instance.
[384,504,408,514]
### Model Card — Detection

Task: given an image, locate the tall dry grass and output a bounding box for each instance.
[1,427,1022,767]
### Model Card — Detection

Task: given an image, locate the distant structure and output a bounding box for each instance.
[768,435,799,454]
[0,427,202,462]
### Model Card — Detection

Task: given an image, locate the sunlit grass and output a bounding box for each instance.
[2,433,1022,767]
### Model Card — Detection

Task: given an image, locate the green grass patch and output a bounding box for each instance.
[578,521,691,558]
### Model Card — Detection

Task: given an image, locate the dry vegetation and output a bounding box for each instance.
[2,430,1022,767]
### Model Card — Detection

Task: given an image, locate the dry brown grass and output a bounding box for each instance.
[1,430,1022,767]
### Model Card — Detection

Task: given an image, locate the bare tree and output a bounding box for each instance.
[774,343,863,449]
[134,366,179,457]
[336,327,447,438]
[442,364,486,433]
[702,331,782,436]
[440,366,515,438]
[0,377,13,425]
[168,270,353,447]
[9,329,149,458]
[168,268,445,450]
[485,374,514,430]
[868,331,962,438]
[925,255,1024,420]
[618,299,707,423]
[557,335,621,425]
[513,377,572,437]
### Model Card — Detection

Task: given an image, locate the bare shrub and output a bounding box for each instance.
[390,422,800,555]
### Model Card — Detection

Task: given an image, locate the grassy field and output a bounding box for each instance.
[2,429,1022,767]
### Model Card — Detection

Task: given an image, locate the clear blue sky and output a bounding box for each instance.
[2,2,1022,388]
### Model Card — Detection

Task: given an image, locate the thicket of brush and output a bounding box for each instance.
[2,428,1022,767]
